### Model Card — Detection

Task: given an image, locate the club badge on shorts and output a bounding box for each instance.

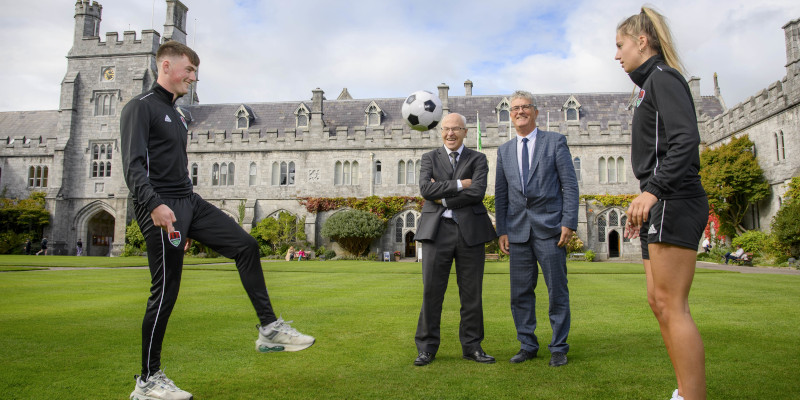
[635,89,645,108]
[169,231,182,247]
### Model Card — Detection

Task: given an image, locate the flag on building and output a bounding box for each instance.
[476,112,482,151]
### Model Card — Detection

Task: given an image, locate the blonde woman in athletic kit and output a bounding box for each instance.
[616,7,708,400]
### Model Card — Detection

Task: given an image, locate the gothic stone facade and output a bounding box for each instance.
[1,1,795,260]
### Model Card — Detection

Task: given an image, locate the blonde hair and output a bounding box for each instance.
[617,6,684,75]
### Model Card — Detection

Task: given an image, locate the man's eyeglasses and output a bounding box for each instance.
[510,104,535,112]
[441,127,466,133]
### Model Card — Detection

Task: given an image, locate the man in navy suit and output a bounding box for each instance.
[413,113,497,366]
[495,90,579,367]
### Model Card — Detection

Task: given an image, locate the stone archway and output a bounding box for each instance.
[608,230,620,258]
[87,210,115,256]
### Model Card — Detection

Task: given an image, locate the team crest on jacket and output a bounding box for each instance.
[635,89,646,107]
[169,231,182,247]
[179,115,187,130]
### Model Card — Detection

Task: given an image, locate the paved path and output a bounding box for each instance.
[695,261,800,275]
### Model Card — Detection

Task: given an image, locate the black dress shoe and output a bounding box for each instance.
[509,349,537,364]
[414,352,435,366]
[462,350,496,364]
[549,351,568,367]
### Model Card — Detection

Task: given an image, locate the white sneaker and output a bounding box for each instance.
[130,370,192,400]
[256,317,315,352]
[670,389,684,400]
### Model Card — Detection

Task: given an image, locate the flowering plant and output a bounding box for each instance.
[393,251,401,257]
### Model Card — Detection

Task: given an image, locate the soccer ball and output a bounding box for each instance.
[401,90,443,131]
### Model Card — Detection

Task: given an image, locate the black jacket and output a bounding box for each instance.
[120,84,193,212]
[628,56,705,199]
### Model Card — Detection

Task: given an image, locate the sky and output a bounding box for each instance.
[1,0,799,112]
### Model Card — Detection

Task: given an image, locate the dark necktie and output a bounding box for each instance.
[521,137,529,195]
[450,151,459,179]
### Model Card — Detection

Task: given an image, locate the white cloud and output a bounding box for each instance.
[0,0,798,111]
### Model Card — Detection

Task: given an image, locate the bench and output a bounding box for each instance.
[485,253,500,261]
[569,252,586,261]
[731,252,754,266]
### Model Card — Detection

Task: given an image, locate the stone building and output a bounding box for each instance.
[0,1,794,260]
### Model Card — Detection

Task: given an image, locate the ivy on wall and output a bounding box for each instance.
[299,196,424,221]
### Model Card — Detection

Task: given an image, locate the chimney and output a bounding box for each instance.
[464,79,473,96]
[437,83,450,115]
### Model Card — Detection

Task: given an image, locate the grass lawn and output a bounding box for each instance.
[0,257,798,399]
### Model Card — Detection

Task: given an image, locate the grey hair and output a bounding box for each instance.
[510,90,537,109]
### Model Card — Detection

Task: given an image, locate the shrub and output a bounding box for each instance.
[0,231,28,255]
[771,200,800,259]
[122,220,146,257]
[321,210,385,256]
[584,249,596,262]
[731,230,769,255]
[324,249,337,260]
[566,232,584,254]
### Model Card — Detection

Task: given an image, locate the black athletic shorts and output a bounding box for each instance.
[640,196,708,260]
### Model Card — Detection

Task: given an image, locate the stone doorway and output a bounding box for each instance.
[404,231,416,257]
[608,230,620,258]
[87,210,115,256]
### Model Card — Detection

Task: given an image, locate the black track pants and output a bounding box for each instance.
[135,193,277,379]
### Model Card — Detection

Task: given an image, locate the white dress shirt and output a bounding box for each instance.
[441,144,465,218]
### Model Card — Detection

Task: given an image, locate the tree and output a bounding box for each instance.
[0,191,50,254]
[250,211,306,253]
[320,210,385,256]
[771,176,800,259]
[700,135,769,237]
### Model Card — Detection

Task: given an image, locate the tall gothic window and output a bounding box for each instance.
[227,163,235,186]
[374,161,382,185]
[212,163,219,186]
[598,157,606,183]
[598,216,606,242]
[94,92,116,116]
[220,163,228,186]
[397,160,406,185]
[573,157,581,182]
[616,157,625,183]
[406,160,415,185]
[334,161,342,185]
[91,143,113,178]
[191,163,198,186]
[406,213,415,228]
[607,157,617,183]
[395,218,403,242]
[28,166,49,188]
[249,162,257,186]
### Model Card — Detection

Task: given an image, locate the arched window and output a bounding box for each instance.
[573,157,581,182]
[616,157,625,183]
[415,160,421,184]
[609,210,618,226]
[280,162,288,185]
[499,109,509,122]
[271,162,280,185]
[237,116,248,129]
[398,160,406,184]
[297,113,308,127]
[598,216,606,242]
[566,108,578,121]
[212,163,220,186]
[227,163,235,186]
[343,161,351,185]
[406,160,415,185]
[352,161,359,185]
[621,216,630,242]
[775,133,780,161]
[28,166,35,187]
[99,162,105,177]
[598,157,606,183]
[406,213,415,228]
[334,161,342,185]
[395,218,403,242]
[607,157,617,183]
[220,162,228,186]
[374,161,382,185]
[249,162,257,186]
[288,161,295,185]
[192,163,199,186]
[367,105,381,126]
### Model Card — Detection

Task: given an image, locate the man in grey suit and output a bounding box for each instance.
[495,90,579,367]
[413,112,497,366]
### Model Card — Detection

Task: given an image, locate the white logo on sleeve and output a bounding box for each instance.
[165,115,172,123]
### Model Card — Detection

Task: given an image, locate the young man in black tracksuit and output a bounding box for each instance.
[122,41,314,400]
